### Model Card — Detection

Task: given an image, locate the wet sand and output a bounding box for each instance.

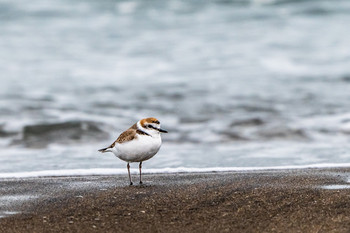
[1,168,350,232]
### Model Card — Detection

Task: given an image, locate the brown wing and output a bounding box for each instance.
[102,122,139,150]
[129,123,138,129]
[109,128,137,147]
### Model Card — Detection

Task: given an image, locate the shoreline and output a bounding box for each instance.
[1,168,350,232]
[2,162,350,178]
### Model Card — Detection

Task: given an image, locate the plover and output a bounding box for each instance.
[98,117,167,185]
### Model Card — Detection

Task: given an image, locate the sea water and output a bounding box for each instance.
[1,0,350,176]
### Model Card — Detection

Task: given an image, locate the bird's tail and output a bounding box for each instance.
[98,147,112,153]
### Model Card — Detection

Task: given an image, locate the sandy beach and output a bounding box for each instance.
[1,168,350,232]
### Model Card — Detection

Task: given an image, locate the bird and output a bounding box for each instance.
[98,117,167,185]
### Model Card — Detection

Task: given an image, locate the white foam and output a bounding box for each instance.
[0,195,38,205]
[0,163,349,179]
[116,1,138,14]
[321,185,350,190]
[0,211,19,218]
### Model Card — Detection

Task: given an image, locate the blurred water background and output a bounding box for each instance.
[1,0,350,174]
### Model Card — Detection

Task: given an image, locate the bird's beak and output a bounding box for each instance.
[158,128,168,133]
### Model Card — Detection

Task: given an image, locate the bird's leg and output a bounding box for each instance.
[139,162,143,184]
[127,163,133,185]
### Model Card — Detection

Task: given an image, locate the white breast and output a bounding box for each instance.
[112,134,162,163]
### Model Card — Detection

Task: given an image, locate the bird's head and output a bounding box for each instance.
[138,117,168,136]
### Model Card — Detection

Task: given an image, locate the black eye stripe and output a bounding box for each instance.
[148,125,159,130]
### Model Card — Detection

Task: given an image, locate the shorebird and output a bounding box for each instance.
[98,117,167,185]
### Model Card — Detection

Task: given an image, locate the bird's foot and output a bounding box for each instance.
[139,181,143,185]
[129,182,133,186]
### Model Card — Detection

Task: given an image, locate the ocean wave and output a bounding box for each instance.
[12,121,108,148]
[2,112,348,148]
[220,119,309,142]
[0,125,16,138]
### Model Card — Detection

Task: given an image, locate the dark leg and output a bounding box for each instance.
[139,162,143,184]
[127,163,133,185]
